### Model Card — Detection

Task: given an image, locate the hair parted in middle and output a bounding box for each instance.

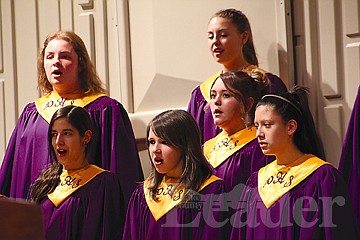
[29,105,93,203]
[213,70,270,126]
[146,109,213,202]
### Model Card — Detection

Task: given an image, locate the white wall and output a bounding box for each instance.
[0,0,290,178]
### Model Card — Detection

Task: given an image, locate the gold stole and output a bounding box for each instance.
[258,154,330,208]
[48,164,105,207]
[35,91,107,123]
[199,65,265,102]
[203,127,257,168]
[144,175,221,221]
[200,70,222,102]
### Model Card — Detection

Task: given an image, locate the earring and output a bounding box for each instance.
[245,114,251,127]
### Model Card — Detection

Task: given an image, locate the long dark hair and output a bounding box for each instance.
[211,8,258,66]
[28,105,93,203]
[214,70,270,125]
[256,86,325,159]
[146,110,213,201]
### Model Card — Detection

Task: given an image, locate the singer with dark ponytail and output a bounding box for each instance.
[230,86,360,239]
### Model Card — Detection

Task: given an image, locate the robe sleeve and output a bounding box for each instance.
[0,103,50,198]
[122,184,145,240]
[198,180,231,239]
[187,85,221,143]
[85,96,144,206]
[298,165,360,239]
[80,172,126,239]
[338,86,360,230]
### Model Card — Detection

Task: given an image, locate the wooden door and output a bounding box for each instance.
[292,0,359,166]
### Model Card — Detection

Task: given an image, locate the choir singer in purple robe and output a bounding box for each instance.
[123,110,229,240]
[0,31,143,206]
[230,86,360,239]
[29,105,125,239]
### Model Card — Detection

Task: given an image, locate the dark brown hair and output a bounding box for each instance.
[211,8,258,66]
[216,70,270,124]
[256,86,325,159]
[146,110,213,201]
[28,105,93,203]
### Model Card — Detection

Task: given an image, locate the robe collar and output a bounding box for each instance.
[144,175,221,221]
[258,154,330,208]
[199,65,264,102]
[204,126,257,168]
[48,164,105,207]
[35,91,106,123]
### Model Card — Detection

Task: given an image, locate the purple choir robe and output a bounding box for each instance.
[41,171,125,240]
[122,179,229,240]
[338,86,360,229]
[230,164,360,239]
[187,69,287,143]
[0,96,143,205]
[207,138,275,212]
[211,139,274,194]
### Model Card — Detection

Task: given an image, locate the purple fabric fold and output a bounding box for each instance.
[211,139,275,194]
[122,179,230,240]
[0,96,144,207]
[42,171,125,240]
[230,165,360,239]
[338,86,360,230]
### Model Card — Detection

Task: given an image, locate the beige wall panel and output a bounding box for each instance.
[128,0,155,113]
[106,0,133,110]
[294,0,360,166]
[129,0,288,135]
[0,11,3,73]
[0,0,17,162]
[74,0,109,92]
[14,0,39,111]
[344,0,360,126]
[37,0,60,41]
[1,0,40,162]
[316,0,345,166]
[76,13,95,59]
[322,105,343,166]
[344,43,360,129]
[0,80,5,156]
[296,0,322,120]
[344,0,360,36]
[60,0,74,30]
[317,0,340,97]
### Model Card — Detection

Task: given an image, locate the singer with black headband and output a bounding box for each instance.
[230,86,360,239]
